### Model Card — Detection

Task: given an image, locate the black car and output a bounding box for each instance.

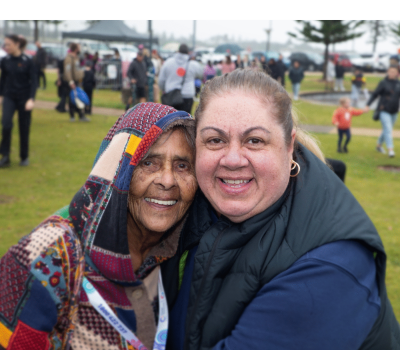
[42,44,67,67]
[289,52,324,71]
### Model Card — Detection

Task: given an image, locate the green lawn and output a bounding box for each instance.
[316,133,400,317]
[0,107,399,319]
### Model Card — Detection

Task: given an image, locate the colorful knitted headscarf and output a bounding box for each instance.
[69,102,195,284]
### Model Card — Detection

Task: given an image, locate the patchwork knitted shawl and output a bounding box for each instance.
[0,103,195,350]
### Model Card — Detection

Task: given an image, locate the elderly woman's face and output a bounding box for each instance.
[196,91,295,223]
[129,129,197,232]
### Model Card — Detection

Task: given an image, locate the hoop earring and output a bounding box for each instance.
[290,160,300,177]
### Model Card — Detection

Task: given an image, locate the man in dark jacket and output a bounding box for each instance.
[276,54,287,87]
[334,60,345,91]
[288,60,304,100]
[366,66,400,157]
[34,41,47,90]
[268,58,282,82]
[83,61,96,115]
[127,52,148,103]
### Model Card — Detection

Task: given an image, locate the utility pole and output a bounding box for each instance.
[148,20,153,53]
[193,20,197,51]
[265,20,272,52]
[4,20,9,35]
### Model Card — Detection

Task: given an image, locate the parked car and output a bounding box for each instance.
[24,43,37,57]
[214,43,243,56]
[159,49,174,61]
[329,53,352,71]
[358,53,380,72]
[375,53,400,72]
[289,52,324,71]
[195,47,214,63]
[42,43,67,67]
[109,44,138,62]
[72,41,114,59]
[343,52,365,70]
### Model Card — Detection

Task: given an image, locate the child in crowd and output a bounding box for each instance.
[351,68,366,107]
[83,62,96,115]
[332,97,367,153]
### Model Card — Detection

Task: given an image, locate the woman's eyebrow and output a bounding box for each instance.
[200,127,228,137]
[242,126,271,137]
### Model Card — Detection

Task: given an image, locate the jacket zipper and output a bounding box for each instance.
[183,225,230,350]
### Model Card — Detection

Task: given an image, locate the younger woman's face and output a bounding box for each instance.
[196,91,295,223]
[4,38,19,55]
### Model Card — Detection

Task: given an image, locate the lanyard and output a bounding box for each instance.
[82,269,168,350]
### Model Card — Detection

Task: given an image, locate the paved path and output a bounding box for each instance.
[35,100,400,139]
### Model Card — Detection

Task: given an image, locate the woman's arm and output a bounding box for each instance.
[212,241,380,350]
[367,80,384,106]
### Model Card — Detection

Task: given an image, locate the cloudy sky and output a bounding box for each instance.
[58,20,399,54]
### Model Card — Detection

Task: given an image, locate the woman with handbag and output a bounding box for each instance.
[366,66,400,158]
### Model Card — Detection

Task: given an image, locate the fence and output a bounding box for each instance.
[94,60,123,90]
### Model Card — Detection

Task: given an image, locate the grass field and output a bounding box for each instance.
[0,106,399,319]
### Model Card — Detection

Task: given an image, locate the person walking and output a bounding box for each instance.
[34,41,47,90]
[158,43,203,113]
[351,68,366,107]
[151,50,163,103]
[288,60,304,101]
[0,34,36,168]
[260,55,271,75]
[83,61,96,115]
[276,53,287,87]
[334,60,346,91]
[55,55,68,113]
[326,57,335,91]
[221,55,236,75]
[235,55,244,69]
[127,51,148,104]
[268,58,282,83]
[366,66,400,158]
[203,61,216,82]
[63,43,87,122]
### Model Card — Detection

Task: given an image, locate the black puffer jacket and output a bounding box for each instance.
[367,77,400,114]
[162,144,400,350]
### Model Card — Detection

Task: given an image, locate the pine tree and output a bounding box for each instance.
[288,20,365,79]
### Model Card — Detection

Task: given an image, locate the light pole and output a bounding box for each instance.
[193,20,197,52]
[148,20,153,53]
[265,21,272,52]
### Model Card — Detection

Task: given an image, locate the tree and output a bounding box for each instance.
[288,20,365,79]
[367,21,387,52]
[10,20,63,41]
[389,22,400,44]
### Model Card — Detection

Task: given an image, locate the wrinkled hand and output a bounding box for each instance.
[25,99,34,111]
[364,106,370,113]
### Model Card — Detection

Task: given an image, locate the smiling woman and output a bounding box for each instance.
[0,103,196,350]
[162,69,400,350]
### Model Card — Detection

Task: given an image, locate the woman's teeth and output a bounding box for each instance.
[222,179,250,184]
[145,198,177,206]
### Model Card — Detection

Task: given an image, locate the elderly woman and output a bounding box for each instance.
[162,69,400,350]
[0,103,197,349]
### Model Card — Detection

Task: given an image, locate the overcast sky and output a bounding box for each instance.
[51,20,400,54]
